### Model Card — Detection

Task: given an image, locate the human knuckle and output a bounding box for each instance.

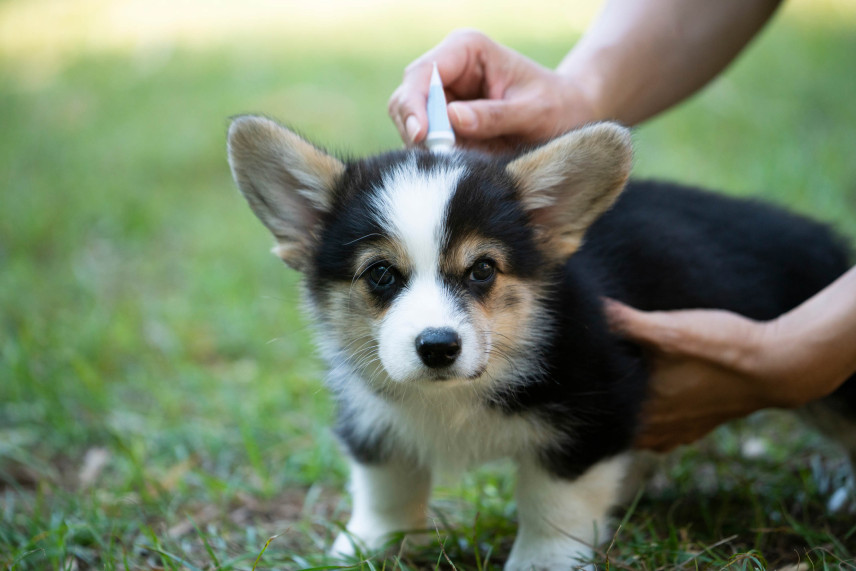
[447,28,488,46]
[402,59,425,76]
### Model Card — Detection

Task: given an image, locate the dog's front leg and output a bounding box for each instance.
[331,459,431,557]
[505,454,630,571]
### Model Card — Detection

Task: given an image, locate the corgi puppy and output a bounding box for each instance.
[227,115,855,570]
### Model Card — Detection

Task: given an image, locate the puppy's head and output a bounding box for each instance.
[228,116,631,390]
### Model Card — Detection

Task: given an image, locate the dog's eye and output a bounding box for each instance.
[368,263,396,289]
[468,259,496,282]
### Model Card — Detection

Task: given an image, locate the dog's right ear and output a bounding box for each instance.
[227,115,345,271]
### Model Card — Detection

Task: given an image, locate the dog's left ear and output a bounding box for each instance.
[506,122,632,258]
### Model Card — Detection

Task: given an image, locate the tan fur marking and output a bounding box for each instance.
[484,276,541,365]
[356,241,411,273]
[440,235,511,279]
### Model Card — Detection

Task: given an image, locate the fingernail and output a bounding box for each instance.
[449,102,476,130]
[405,115,421,143]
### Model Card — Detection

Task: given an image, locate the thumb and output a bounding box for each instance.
[448,99,533,140]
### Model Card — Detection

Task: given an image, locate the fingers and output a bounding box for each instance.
[389,29,490,146]
[389,29,584,147]
[604,300,693,354]
[447,99,535,141]
[604,299,761,369]
[388,85,426,145]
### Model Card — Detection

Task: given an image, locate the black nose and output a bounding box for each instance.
[415,328,461,369]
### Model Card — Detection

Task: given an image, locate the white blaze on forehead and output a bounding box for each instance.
[371,159,463,272]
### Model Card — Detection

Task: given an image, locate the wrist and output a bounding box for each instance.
[551,72,607,130]
[556,24,643,126]
[749,316,831,408]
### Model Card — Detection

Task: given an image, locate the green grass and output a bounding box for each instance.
[2,1,855,569]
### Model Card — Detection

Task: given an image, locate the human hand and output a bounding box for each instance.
[604,301,821,452]
[388,29,599,150]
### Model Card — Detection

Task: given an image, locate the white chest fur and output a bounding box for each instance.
[341,379,559,473]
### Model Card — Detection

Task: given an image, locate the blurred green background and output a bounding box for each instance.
[1,0,855,568]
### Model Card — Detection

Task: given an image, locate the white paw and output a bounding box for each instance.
[504,539,593,571]
[329,522,409,560]
[504,555,594,571]
[329,531,361,559]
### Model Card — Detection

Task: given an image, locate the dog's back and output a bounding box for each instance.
[582,181,851,318]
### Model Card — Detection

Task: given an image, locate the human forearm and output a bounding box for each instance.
[557,0,783,126]
[761,265,856,405]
